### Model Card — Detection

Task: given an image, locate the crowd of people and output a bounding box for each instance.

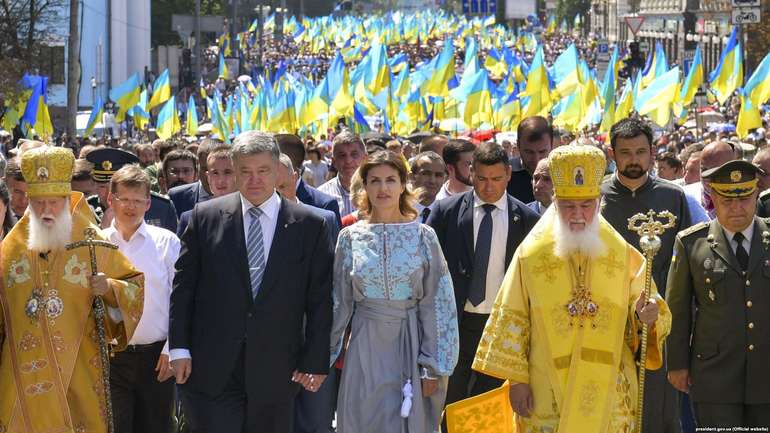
[0,108,769,433]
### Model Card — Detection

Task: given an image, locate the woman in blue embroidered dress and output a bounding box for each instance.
[330,150,459,433]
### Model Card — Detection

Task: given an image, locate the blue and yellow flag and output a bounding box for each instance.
[186,94,199,136]
[636,66,680,126]
[744,51,770,107]
[680,45,703,107]
[219,53,230,79]
[156,96,181,140]
[709,27,743,105]
[109,73,142,122]
[148,69,171,110]
[85,96,104,136]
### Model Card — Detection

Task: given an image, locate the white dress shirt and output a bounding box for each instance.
[434,181,472,202]
[723,223,755,256]
[169,191,281,362]
[104,221,180,355]
[465,192,508,315]
[241,191,281,264]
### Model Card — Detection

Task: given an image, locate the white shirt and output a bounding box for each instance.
[302,160,329,187]
[169,191,281,362]
[240,191,281,264]
[434,181,472,202]
[104,221,180,355]
[723,223,755,256]
[465,192,509,315]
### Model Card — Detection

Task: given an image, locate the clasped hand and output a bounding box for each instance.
[292,370,327,392]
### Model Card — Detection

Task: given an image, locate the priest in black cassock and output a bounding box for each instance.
[600,118,692,433]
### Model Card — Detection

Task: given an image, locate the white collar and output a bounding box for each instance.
[473,191,508,212]
[108,220,148,243]
[240,191,281,221]
[723,222,755,245]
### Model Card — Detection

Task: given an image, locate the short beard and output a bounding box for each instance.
[620,165,646,179]
[27,207,73,252]
[553,204,606,259]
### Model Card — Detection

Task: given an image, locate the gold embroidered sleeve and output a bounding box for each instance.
[473,254,531,383]
[627,249,671,371]
[100,247,144,350]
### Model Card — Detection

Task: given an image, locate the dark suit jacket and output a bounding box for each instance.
[296,179,341,224]
[169,192,334,403]
[666,217,770,404]
[168,181,211,216]
[426,191,540,319]
[506,157,535,204]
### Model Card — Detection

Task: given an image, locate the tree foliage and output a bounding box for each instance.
[0,0,66,118]
[556,0,590,28]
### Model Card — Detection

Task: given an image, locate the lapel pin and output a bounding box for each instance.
[513,215,520,222]
[708,289,716,302]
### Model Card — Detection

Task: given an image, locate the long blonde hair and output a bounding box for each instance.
[352,150,418,220]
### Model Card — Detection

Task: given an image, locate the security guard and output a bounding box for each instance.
[666,159,770,429]
[86,148,178,232]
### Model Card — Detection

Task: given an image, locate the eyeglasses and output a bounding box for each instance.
[112,196,148,208]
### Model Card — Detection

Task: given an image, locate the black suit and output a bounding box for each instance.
[170,192,333,433]
[295,179,341,224]
[168,181,211,216]
[427,190,539,418]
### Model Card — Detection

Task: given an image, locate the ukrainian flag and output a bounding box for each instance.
[424,39,456,97]
[20,76,53,140]
[680,45,703,107]
[736,89,762,138]
[156,96,181,140]
[219,53,230,79]
[551,44,580,98]
[641,42,669,89]
[521,46,552,118]
[744,51,770,107]
[132,90,151,131]
[148,69,171,110]
[636,66,680,126]
[709,27,743,105]
[85,96,104,136]
[186,94,199,136]
[109,73,142,122]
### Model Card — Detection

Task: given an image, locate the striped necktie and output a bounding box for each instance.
[246,207,266,298]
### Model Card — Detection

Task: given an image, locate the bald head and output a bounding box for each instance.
[753,147,770,192]
[700,141,737,173]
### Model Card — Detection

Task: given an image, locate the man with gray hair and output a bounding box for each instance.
[170,131,335,433]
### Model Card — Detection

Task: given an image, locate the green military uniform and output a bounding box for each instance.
[666,160,770,429]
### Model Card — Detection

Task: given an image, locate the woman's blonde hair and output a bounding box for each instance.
[352,150,418,220]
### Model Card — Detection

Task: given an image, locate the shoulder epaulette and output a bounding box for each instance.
[677,221,708,238]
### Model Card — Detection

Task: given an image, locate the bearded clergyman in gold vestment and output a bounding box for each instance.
[0,146,144,433]
[472,144,672,433]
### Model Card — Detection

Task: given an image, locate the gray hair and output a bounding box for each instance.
[277,153,294,175]
[231,131,280,161]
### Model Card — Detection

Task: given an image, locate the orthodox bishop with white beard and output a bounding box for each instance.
[472,144,672,433]
[0,146,144,433]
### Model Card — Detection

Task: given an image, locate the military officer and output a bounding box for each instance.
[666,159,770,429]
[86,148,178,232]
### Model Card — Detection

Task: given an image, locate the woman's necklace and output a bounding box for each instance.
[565,254,599,328]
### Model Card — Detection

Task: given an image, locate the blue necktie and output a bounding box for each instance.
[246,207,266,298]
[468,204,496,306]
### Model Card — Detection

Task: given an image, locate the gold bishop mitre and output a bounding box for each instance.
[20,146,75,197]
[549,143,606,200]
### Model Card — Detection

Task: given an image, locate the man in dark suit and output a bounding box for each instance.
[427,142,539,425]
[167,139,222,215]
[526,158,552,215]
[275,134,341,224]
[667,160,770,429]
[169,131,334,433]
[507,116,553,204]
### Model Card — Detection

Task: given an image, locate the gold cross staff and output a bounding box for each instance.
[66,227,119,433]
[627,210,676,433]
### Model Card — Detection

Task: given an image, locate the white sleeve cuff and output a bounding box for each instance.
[169,348,191,361]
